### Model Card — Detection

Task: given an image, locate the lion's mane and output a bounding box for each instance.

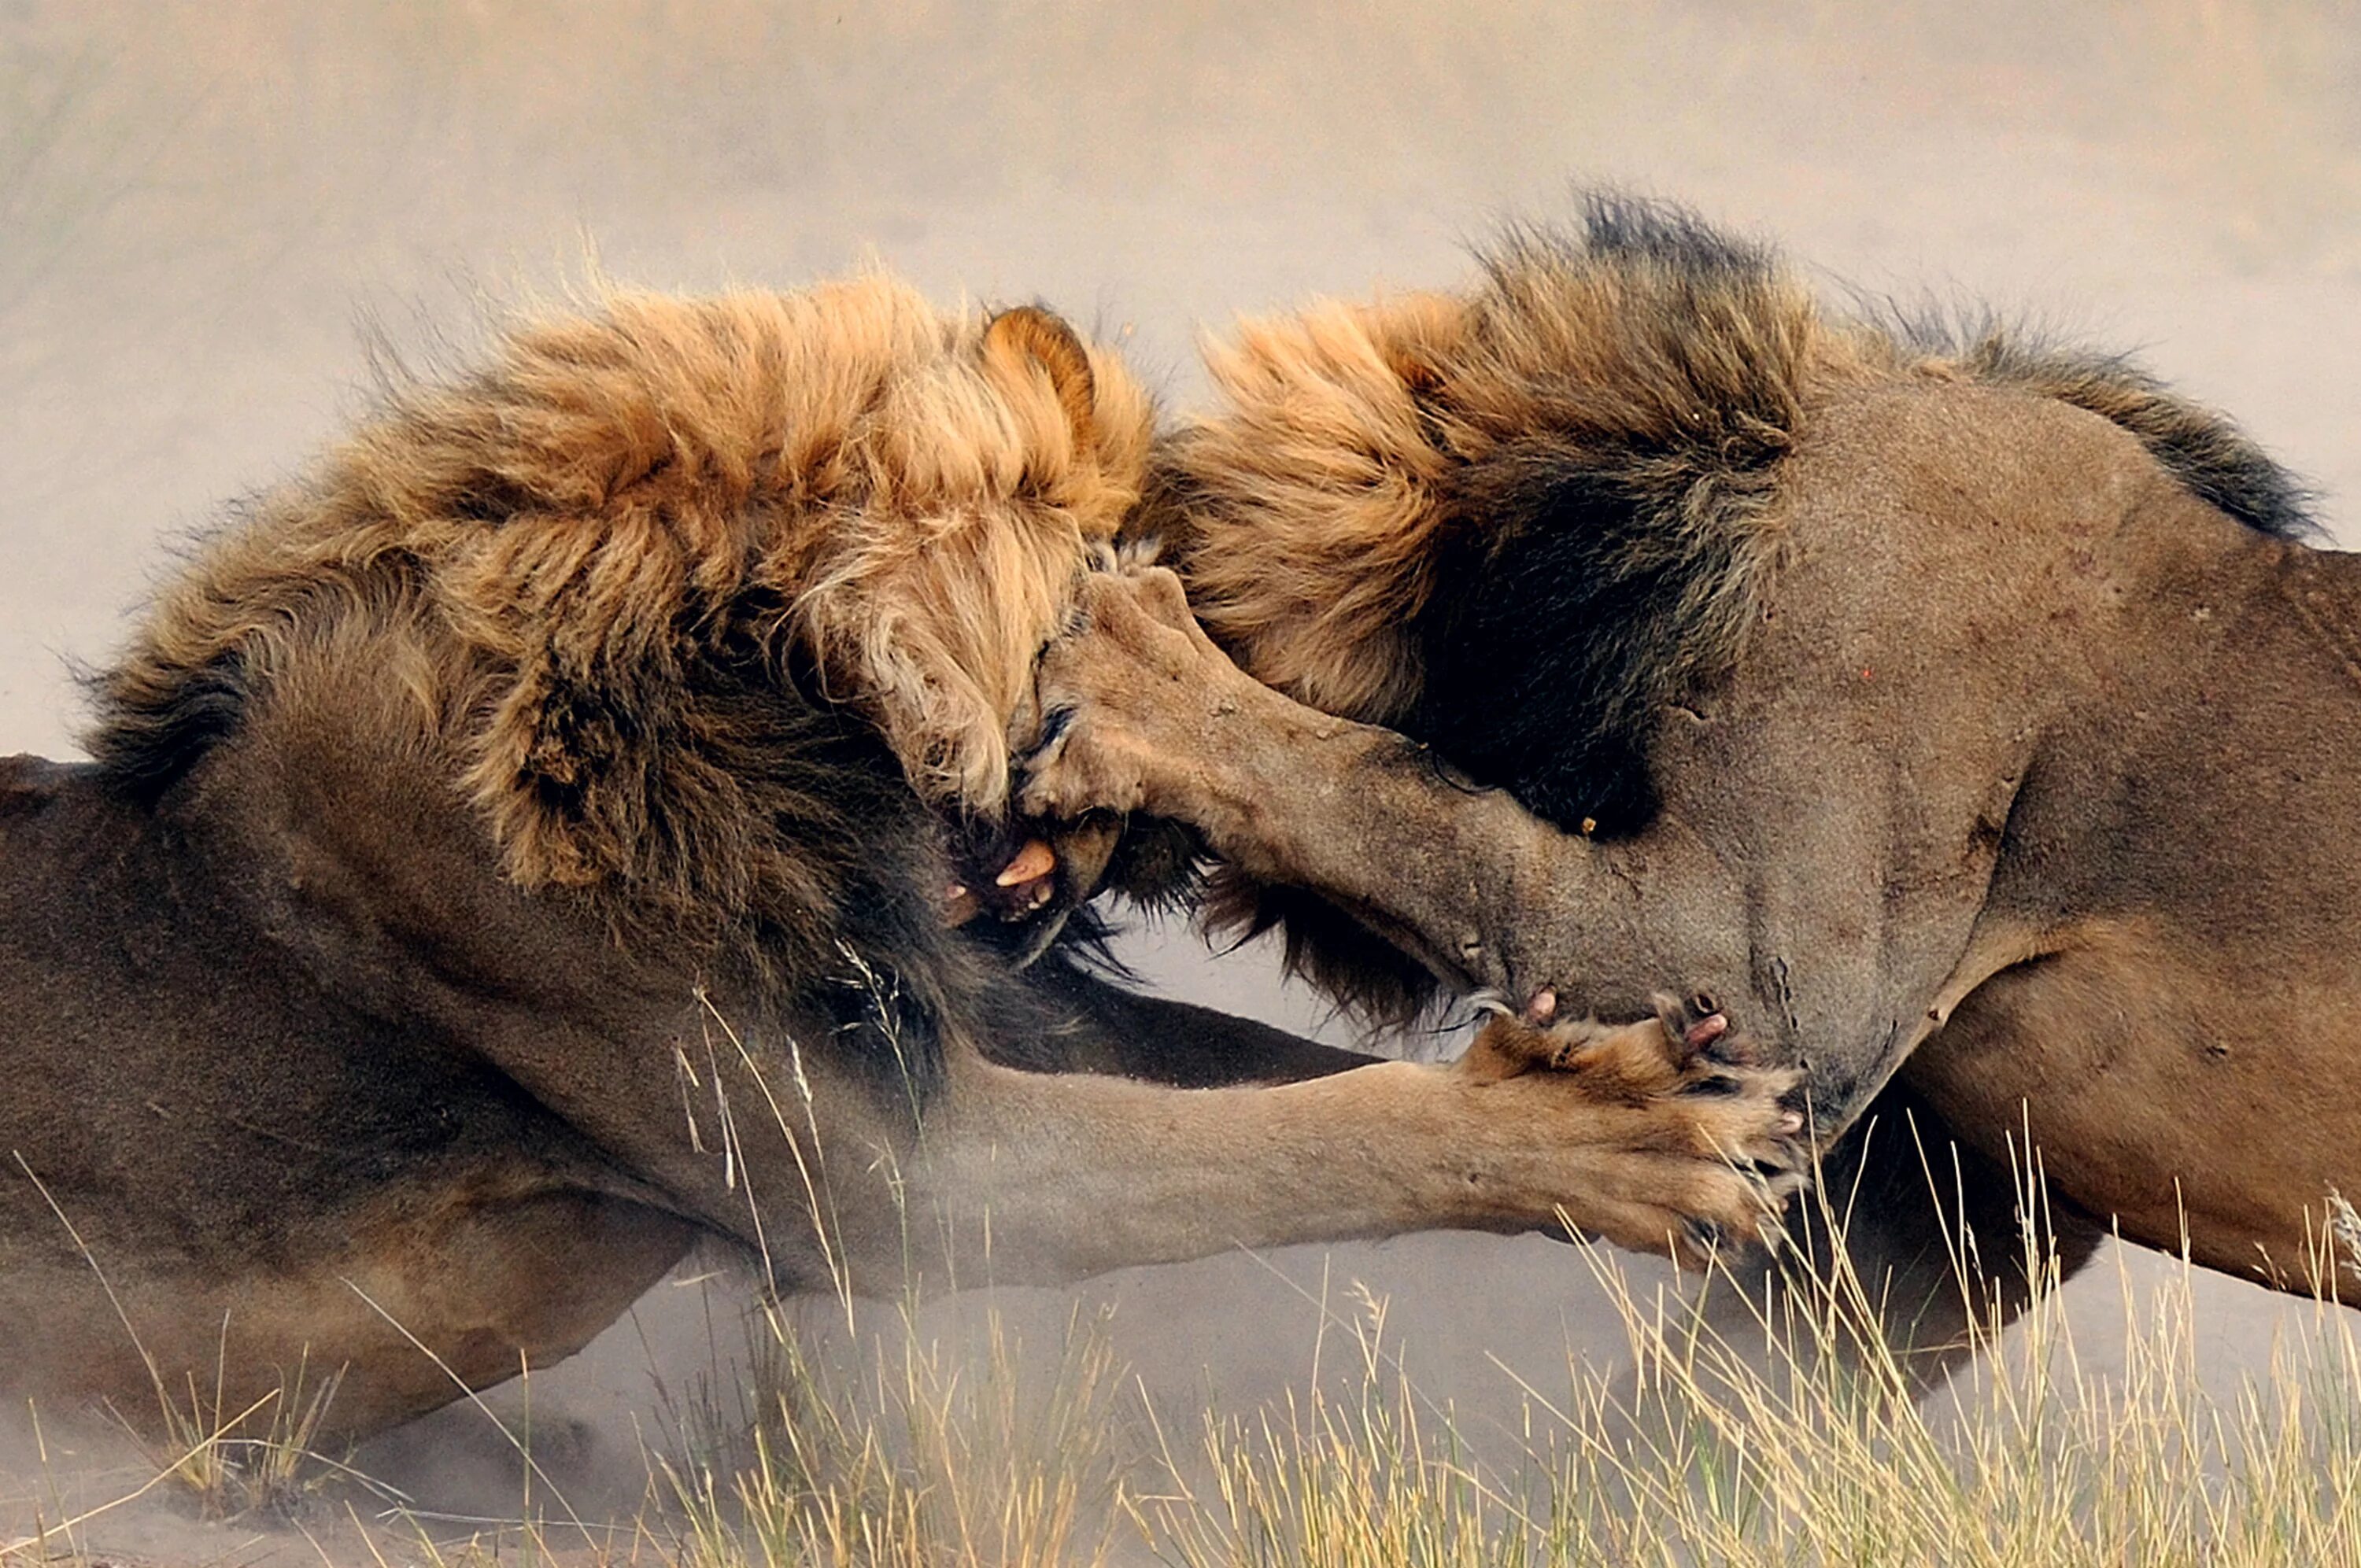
[1150,194,2315,1028]
[85,275,1151,1086]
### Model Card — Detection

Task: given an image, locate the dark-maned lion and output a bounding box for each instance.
[0,273,1804,1444]
[1022,197,2358,1378]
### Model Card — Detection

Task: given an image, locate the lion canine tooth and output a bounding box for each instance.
[995,839,1055,886]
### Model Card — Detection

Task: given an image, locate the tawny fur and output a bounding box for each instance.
[1140,197,2309,1029]
[3,254,1819,1444]
[91,280,1151,915]
[1023,197,2352,1390]
[1155,202,2306,732]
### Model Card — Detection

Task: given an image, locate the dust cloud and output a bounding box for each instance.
[5,0,2359,1553]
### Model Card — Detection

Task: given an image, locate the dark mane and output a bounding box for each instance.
[71,276,1166,1105]
[1406,197,1809,837]
[1409,194,2319,838]
[81,644,250,799]
[1885,310,2319,540]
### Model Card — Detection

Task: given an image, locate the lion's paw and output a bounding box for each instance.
[1460,991,1808,1264]
[1017,566,1251,824]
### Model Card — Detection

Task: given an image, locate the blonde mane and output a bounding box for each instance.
[90,275,1151,915]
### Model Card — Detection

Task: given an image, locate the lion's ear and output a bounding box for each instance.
[985,304,1098,452]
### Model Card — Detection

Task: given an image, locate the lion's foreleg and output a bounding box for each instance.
[1688,1080,2106,1396]
[1012,965,1376,1086]
[852,1012,1804,1293]
[1020,568,1742,1009]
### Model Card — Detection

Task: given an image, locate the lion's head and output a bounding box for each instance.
[1145,194,2315,1031]
[87,275,1152,973]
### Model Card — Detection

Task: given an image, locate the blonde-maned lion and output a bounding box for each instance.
[0,273,1801,1444]
[1022,195,2359,1385]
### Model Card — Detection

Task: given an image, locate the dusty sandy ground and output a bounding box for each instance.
[5,0,2360,1552]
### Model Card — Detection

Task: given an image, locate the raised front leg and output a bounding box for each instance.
[895,998,1805,1289]
[1000,959,1376,1086]
[484,971,1802,1301]
[1019,567,1745,1013]
[1018,566,2023,1145]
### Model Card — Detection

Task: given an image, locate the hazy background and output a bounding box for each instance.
[6,0,2361,1551]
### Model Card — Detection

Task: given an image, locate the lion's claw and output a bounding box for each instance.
[1015,566,1254,827]
[1461,998,1808,1264]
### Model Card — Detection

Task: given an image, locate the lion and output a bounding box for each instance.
[1020,196,2360,1383]
[0,271,1805,1444]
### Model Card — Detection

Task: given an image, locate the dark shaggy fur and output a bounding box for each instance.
[1410,208,1808,836]
[1905,323,2317,540]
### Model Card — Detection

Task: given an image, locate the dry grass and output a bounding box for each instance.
[631,987,2361,1566]
[12,1038,2361,1566]
[482,1187,2361,1568]
[4,1279,2358,1568]
[1112,1196,2361,1568]
[653,1299,1128,1568]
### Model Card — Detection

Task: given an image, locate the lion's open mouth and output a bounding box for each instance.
[942,813,1125,965]
[944,835,1058,928]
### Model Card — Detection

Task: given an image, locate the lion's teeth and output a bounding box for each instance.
[995,839,1056,886]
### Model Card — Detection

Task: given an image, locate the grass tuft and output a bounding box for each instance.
[17,1005,2361,1565]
